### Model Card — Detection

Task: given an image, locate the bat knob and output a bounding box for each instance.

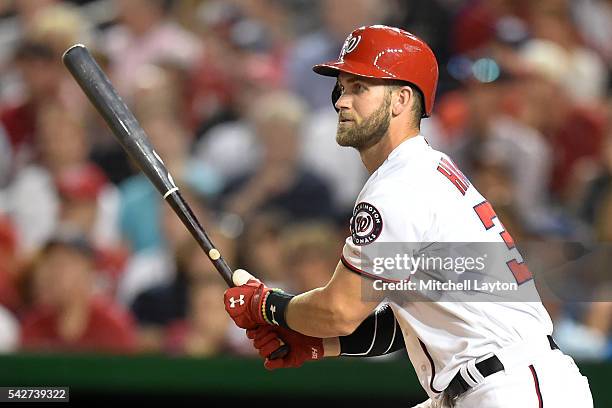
[232,269,256,286]
[269,343,290,360]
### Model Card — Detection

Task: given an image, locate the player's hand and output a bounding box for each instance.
[224,271,272,329]
[247,326,323,370]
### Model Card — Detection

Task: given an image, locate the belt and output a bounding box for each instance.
[445,335,559,400]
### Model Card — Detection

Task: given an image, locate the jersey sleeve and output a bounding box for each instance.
[341,179,432,282]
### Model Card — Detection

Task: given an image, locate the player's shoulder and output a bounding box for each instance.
[355,157,435,219]
[366,137,456,193]
[355,137,476,223]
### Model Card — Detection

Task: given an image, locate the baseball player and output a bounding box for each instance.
[223,25,593,407]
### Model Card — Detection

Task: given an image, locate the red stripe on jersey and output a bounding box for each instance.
[529,364,544,408]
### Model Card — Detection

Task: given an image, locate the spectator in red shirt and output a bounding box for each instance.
[0,214,20,312]
[20,228,136,354]
[56,164,127,295]
[1,41,64,169]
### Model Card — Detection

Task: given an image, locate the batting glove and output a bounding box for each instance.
[223,277,272,329]
[247,326,323,370]
[224,269,294,330]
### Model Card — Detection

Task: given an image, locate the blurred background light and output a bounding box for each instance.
[472,57,500,83]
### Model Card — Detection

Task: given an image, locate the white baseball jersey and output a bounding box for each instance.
[341,135,554,398]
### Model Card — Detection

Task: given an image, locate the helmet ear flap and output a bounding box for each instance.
[331,82,341,113]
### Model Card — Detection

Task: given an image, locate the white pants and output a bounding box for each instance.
[456,348,592,407]
[414,348,593,408]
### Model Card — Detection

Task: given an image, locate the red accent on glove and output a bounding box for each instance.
[247,326,323,370]
[223,279,271,329]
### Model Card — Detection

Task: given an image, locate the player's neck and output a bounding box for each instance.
[359,128,420,173]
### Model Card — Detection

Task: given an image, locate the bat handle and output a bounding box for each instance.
[269,342,290,360]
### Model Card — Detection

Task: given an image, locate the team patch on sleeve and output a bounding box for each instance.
[350,202,383,246]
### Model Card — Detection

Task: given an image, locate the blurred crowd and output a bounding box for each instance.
[0,0,610,361]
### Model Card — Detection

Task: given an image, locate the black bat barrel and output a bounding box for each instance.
[62,44,234,286]
[62,44,288,359]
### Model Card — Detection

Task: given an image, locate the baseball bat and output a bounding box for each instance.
[62,44,288,359]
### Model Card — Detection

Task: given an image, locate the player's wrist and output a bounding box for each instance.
[322,337,340,357]
[262,289,294,328]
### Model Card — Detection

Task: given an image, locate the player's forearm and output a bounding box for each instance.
[285,287,363,338]
[282,261,382,338]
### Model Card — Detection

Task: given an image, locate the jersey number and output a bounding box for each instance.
[473,201,533,285]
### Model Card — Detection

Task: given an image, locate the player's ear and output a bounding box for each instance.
[391,86,413,117]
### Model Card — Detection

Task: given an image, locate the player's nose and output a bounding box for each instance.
[335,92,351,112]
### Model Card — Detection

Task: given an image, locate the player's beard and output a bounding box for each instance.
[336,91,392,150]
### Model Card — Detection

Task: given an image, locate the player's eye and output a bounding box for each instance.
[354,83,366,93]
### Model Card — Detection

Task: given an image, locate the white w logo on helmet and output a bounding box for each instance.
[340,35,361,59]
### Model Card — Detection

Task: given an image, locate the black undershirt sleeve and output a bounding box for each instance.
[339,303,405,357]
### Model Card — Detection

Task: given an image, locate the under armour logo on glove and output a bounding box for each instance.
[229,295,245,308]
[224,277,273,329]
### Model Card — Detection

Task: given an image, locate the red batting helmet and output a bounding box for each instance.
[313,25,439,117]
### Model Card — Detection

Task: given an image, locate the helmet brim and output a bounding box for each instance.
[312,60,397,80]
